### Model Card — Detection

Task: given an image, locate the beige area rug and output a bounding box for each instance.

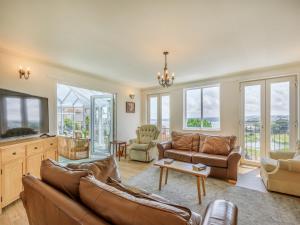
[127,167,300,225]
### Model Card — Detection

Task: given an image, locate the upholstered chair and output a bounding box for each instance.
[260,151,300,196]
[129,125,160,162]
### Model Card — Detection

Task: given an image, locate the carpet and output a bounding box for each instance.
[127,167,300,225]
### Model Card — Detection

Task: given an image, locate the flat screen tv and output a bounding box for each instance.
[0,88,49,139]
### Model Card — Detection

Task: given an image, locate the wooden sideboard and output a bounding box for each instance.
[0,136,58,213]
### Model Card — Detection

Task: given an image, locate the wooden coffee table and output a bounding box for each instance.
[154,159,211,204]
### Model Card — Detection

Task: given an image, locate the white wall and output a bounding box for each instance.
[0,49,141,141]
[142,63,300,145]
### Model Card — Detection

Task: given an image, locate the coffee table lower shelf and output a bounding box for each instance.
[154,160,211,204]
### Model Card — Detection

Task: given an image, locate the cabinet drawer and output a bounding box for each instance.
[1,145,26,164]
[27,142,44,156]
[43,138,58,151]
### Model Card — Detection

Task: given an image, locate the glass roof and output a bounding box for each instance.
[57,84,110,107]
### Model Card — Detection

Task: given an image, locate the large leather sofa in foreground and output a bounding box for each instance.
[158,132,242,181]
[21,157,238,225]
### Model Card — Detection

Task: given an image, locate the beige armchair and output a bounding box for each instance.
[260,151,300,196]
[129,125,160,162]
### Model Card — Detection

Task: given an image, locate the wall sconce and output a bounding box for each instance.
[129,93,135,100]
[19,66,30,80]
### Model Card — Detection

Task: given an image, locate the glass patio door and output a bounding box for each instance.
[241,76,297,164]
[148,94,170,141]
[91,95,115,155]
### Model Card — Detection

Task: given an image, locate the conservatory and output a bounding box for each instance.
[57,84,114,157]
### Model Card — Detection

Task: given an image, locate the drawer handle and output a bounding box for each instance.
[12,152,16,155]
[50,143,53,146]
[34,147,38,149]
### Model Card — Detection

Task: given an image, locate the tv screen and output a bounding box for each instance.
[0,89,49,139]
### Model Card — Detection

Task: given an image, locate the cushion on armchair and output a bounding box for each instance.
[261,157,278,172]
[130,143,149,151]
[137,125,160,144]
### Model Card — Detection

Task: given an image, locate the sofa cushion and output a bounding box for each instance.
[199,135,236,152]
[171,132,199,151]
[107,177,171,203]
[79,176,198,225]
[192,152,228,168]
[201,136,231,156]
[40,159,90,200]
[164,149,194,163]
[261,157,278,172]
[67,155,121,183]
[130,143,149,151]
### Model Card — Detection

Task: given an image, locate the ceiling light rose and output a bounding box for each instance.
[157,51,175,88]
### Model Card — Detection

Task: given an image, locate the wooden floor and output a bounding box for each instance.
[0,158,261,225]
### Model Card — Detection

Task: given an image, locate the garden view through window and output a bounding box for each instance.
[184,86,220,129]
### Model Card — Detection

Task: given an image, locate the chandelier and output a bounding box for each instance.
[157,51,175,87]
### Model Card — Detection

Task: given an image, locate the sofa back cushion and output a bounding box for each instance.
[171,131,199,151]
[79,176,191,225]
[67,155,121,183]
[40,159,90,200]
[200,136,232,156]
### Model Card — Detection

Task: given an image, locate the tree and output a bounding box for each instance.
[187,118,212,128]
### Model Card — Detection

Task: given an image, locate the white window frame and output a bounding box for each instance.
[183,84,221,131]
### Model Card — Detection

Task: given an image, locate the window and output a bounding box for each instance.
[6,97,22,129]
[184,85,220,129]
[149,96,158,126]
[26,98,41,130]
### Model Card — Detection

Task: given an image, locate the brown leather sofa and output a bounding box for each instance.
[158,132,242,181]
[21,158,238,225]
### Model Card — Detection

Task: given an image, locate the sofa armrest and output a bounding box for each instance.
[157,141,172,160]
[202,200,238,225]
[227,146,242,181]
[269,151,295,160]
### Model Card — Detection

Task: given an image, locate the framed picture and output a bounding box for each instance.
[126,101,135,113]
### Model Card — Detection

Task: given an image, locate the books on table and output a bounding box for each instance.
[192,163,207,171]
[163,158,174,164]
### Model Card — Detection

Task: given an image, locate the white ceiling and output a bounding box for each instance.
[1,0,300,88]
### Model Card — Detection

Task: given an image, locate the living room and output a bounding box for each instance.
[0,1,300,225]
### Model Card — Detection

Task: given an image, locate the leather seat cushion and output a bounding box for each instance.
[192,152,228,168]
[40,159,91,200]
[261,157,278,172]
[67,155,121,183]
[130,143,149,151]
[80,176,197,225]
[164,149,194,163]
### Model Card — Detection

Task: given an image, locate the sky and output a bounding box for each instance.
[245,82,289,118]
[186,86,220,118]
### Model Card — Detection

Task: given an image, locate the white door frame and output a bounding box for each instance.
[240,80,266,166]
[240,75,298,165]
